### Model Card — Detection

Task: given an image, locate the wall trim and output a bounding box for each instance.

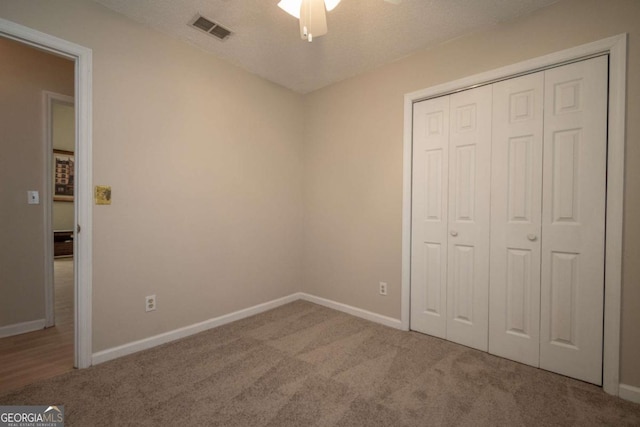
[92,292,403,365]
[619,384,640,404]
[401,34,627,396]
[92,294,300,365]
[0,319,45,339]
[298,293,404,330]
[0,17,94,369]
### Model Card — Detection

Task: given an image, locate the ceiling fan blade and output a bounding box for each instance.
[300,0,327,42]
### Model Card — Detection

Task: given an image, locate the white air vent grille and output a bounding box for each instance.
[190,15,232,41]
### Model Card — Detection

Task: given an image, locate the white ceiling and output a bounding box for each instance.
[93,0,559,94]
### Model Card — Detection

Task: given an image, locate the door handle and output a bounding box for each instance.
[527,234,537,241]
[450,230,458,237]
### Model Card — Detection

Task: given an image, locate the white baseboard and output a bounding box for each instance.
[92,292,403,366]
[92,293,300,365]
[298,293,404,330]
[0,318,45,338]
[619,383,640,404]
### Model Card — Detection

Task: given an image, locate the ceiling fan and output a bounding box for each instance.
[278,0,402,42]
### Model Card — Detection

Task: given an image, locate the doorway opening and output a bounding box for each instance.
[0,38,75,394]
[0,17,93,393]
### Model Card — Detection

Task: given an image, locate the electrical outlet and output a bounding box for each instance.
[145,295,156,312]
[379,282,388,296]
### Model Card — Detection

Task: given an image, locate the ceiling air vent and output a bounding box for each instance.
[190,15,232,41]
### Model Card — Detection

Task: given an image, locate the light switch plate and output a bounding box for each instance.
[95,185,111,205]
[27,190,40,205]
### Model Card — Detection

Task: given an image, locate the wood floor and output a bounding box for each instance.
[0,258,74,394]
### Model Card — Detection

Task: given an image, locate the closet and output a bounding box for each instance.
[410,56,608,385]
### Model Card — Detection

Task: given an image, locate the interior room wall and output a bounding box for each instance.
[301,0,640,387]
[1,0,637,389]
[0,37,74,328]
[0,0,305,352]
[52,101,75,231]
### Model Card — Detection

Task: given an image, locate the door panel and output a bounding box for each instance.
[410,96,450,338]
[540,56,607,385]
[452,244,474,323]
[551,129,580,223]
[489,72,544,367]
[446,86,492,351]
[453,145,476,221]
[423,243,443,314]
[505,248,533,335]
[549,251,579,347]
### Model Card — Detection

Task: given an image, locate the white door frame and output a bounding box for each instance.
[0,18,93,369]
[43,91,75,328]
[401,34,627,396]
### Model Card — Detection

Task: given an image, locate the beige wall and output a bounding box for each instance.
[302,0,640,387]
[0,38,74,327]
[0,0,305,351]
[53,101,75,231]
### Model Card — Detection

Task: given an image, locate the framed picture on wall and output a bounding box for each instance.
[53,149,74,202]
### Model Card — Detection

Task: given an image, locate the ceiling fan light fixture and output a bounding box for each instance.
[324,0,342,12]
[277,0,342,17]
[299,0,327,41]
[278,0,302,19]
[278,0,341,41]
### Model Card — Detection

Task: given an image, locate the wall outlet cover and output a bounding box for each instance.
[145,295,156,312]
[379,282,388,296]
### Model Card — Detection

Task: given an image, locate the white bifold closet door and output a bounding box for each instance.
[446,87,492,351]
[412,55,607,385]
[411,85,492,352]
[411,95,450,339]
[488,72,545,367]
[489,56,608,385]
[539,56,607,384]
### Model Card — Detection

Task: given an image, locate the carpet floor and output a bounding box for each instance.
[1,300,639,426]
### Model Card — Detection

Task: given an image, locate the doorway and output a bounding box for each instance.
[0,38,75,394]
[0,17,94,389]
[46,93,76,329]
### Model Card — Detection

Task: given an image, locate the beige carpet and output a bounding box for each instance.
[1,300,638,426]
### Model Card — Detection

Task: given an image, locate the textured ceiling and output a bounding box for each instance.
[93,0,559,94]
